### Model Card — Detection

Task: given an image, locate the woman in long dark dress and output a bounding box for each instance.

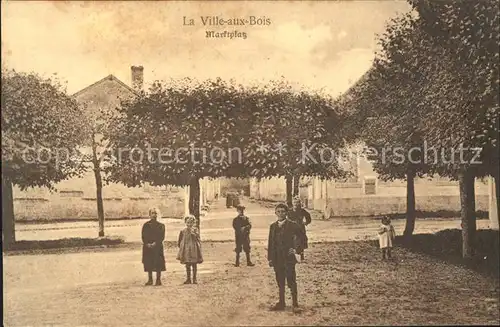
[287,197,311,260]
[142,207,166,286]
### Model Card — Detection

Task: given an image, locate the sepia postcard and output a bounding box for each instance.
[2,0,499,326]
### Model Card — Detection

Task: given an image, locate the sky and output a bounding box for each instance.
[2,0,412,97]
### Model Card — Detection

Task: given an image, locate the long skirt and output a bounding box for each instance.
[142,244,166,272]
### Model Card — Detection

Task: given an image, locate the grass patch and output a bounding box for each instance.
[395,228,500,278]
[3,236,125,252]
[16,216,184,224]
[387,210,489,220]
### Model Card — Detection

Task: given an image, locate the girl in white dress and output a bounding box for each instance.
[378,216,396,260]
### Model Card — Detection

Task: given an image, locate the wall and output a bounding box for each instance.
[200,177,220,206]
[14,195,185,222]
[13,175,226,221]
[321,194,489,218]
[307,178,490,217]
[257,177,286,201]
[322,179,489,199]
[254,174,492,218]
[489,177,499,230]
[13,170,186,221]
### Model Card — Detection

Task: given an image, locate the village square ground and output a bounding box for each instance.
[3,199,499,326]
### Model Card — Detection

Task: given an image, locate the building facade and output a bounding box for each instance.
[249,143,497,229]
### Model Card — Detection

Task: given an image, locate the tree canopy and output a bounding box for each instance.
[105,78,350,188]
[1,69,86,189]
[1,68,86,246]
[339,0,499,251]
[343,0,499,180]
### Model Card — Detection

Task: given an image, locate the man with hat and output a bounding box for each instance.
[232,205,255,267]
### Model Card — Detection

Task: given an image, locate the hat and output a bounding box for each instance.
[236,205,246,210]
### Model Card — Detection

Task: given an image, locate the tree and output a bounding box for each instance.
[106,78,349,227]
[244,81,350,207]
[343,0,499,256]
[340,60,433,239]
[80,107,120,237]
[405,0,499,257]
[408,1,499,254]
[1,69,85,248]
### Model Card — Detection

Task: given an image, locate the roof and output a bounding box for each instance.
[72,74,139,98]
[339,67,374,104]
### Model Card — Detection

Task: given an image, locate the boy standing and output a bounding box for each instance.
[268,203,303,311]
[232,205,255,267]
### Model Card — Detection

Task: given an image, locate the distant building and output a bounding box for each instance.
[249,69,495,225]
[14,66,219,222]
[250,142,491,219]
[220,177,251,196]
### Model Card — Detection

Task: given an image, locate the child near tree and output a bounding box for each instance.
[378,215,396,260]
[177,215,203,284]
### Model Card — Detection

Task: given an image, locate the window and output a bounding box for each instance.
[364,177,377,195]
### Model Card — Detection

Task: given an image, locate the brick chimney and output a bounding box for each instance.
[131,65,144,92]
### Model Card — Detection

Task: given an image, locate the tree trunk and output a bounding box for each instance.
[189,177,201,230]
[286,175,293,208]
[495,172,500,227]
[92,141,105,237]
[293,175,300,197]
[459,169,476,259]
[403,168,416,239]
[94,167,105,237]
[2,176,15,249]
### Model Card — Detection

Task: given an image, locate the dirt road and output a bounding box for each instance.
[4,242,498,326]
[4,198,499,326]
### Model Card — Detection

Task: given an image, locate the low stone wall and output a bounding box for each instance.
[14,196,185,221]
[327,181,488,198]
[319,194,489,217]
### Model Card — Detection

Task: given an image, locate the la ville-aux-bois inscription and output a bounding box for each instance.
[183,15,272,40]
